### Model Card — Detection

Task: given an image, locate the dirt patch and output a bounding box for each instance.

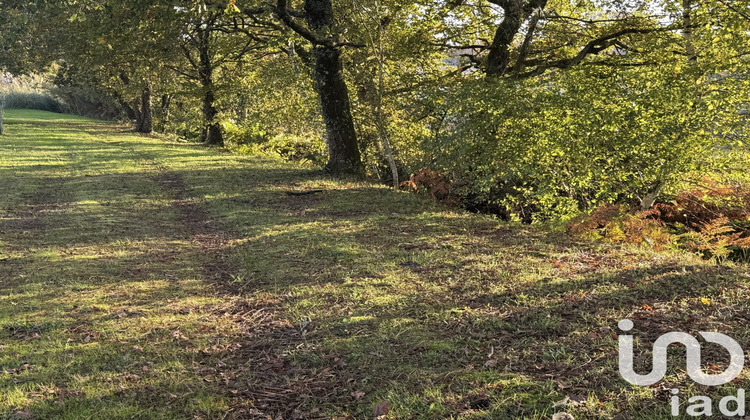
[148,167,339,418]
[151,171,238,288]
[2,183,65,242]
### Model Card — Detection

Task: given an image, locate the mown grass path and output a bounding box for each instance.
[1,110,749,419]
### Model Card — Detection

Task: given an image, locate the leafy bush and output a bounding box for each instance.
[1,91,65,113]
[223,120,268,145]
[426,63,746,222]
[228,125,327,165]
[261,134,327,165]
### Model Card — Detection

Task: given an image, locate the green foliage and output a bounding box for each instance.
[0,73,64,113]
[0,91,64,113]
[1,0,748,221]
[262,134,327,164]
[428,59,747,221]
[222,120,267,145]
[229,129,327,165]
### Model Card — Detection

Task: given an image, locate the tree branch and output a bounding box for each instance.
[515,26,676,78]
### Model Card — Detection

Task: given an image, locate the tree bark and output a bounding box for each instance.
[135,83,153,134]
[201,85,223,146]
[486,0,525,77]
[0,102,4,135]
[114,74,138,122]
[158,94,172,131]
[683,0,697,62]
[112,90,137,120]
[486,0,547,77]
[312,45,363,175]
[304,0,364,176]
[198,26,224,146]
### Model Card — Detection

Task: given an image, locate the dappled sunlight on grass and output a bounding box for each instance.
[2,110,749,419]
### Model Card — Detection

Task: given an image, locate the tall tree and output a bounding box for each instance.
[261,0,365,176]
[48,1,179,133]
[170,3,266,146]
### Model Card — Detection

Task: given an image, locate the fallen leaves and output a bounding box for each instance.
[373,401,391,419]
[171,330,187,340]
[552,395,586,409]
[10,409,34,419]
[3,363,31,375]
[112,309,144,319]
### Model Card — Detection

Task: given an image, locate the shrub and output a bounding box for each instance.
[566,204,673,250]
[223,120,268,145]
[568,180,750,261]
[262,134,326,165]
[1,91,65,113]
[227,126,327,165]
[426,63,746,222]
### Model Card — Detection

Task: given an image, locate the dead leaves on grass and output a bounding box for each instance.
[372,401,391,418]
[9,409,35,419]
[3,363,31,375]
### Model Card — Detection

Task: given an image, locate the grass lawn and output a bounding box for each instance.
[1,109,749,419]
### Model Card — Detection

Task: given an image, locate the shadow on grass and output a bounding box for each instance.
[3,111,749,419]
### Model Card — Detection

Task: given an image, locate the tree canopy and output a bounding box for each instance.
[1,0,747,219]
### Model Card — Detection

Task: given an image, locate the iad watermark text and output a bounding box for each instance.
[618,319,746,417]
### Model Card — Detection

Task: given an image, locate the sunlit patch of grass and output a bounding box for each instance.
[1,110,749,419]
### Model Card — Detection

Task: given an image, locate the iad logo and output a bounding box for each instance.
[617,319,747,417]
[618,319,744,386]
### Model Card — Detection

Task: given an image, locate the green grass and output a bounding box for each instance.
[1,109,749,419]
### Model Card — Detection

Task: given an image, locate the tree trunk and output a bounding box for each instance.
[136,84,153,134]
[312,46,363,175]
[133,99,141,127]
[198,28,224,147]
[639,183,662,209]
[305,0,364,176]
[0,102,4,135]
[115,73,140,124]
[113,91,137,120]
[486,0,524,77]
[486,0,548,77]
[158,94,172,131]
[201,85,223,146]
[683,0,697,62]
[197,28,224,146]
